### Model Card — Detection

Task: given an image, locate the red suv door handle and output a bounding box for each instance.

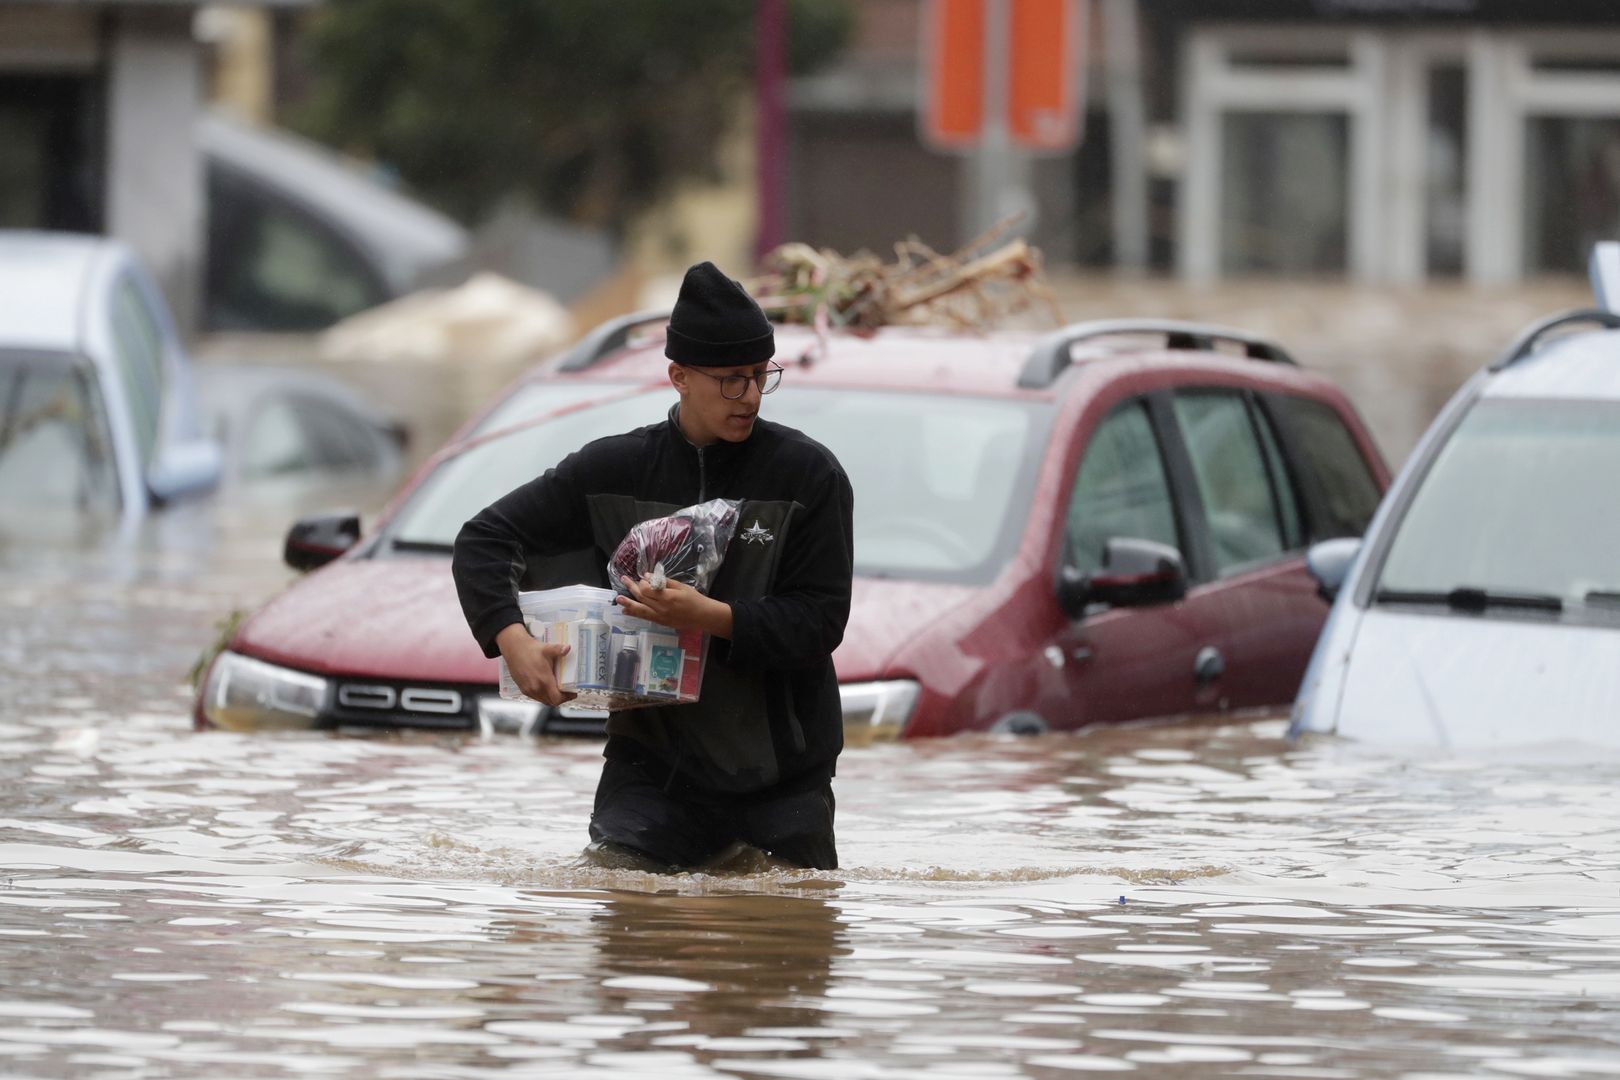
[1194,646,1225,685]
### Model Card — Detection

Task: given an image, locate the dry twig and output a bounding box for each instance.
[751,214,1064,333]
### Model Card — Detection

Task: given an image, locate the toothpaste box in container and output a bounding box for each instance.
[497,585,707,711]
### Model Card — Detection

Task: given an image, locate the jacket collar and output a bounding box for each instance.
[666,403,755,462]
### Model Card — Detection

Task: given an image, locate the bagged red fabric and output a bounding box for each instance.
[608,498,741,597]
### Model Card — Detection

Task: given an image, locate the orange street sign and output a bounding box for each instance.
[1010,0,1083,150]
[923,0,986,150]
[922,0,1085,154]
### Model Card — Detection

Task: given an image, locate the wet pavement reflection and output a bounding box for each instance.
[3,331,1619,1077]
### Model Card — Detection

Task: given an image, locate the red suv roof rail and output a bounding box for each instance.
[1017,319,1297,389]
[555,308,671,372]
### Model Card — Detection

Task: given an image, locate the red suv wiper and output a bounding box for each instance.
[1375,587,1564,613]
[390,538,454,555]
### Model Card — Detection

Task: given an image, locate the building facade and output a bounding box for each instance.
[786,0,1620,285]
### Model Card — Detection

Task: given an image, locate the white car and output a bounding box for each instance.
[200,112,469,333]
[0,231,223,522]
[1292,243,1620,747]
[194,362,409,498]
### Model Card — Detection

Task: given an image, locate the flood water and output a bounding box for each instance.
[4,491,1620,1080]
[5,308,1620,1079]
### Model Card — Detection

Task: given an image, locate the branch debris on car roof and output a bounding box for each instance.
[751,214,1065,334]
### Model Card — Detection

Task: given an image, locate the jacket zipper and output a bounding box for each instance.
[674,404,708,501]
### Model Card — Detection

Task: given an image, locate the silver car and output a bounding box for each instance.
[1292,243,1620,747]
[0,231,222,523]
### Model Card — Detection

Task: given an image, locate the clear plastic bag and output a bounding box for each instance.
[608,497,742,597]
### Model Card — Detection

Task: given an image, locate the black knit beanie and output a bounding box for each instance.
[664,261,775,367]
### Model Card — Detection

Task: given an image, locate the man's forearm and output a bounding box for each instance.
[494,622,531,657]
[696,596,734,640]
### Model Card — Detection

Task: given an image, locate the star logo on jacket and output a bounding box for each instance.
[741,520,774,545]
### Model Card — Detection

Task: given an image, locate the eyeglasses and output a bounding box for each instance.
[689,364,783,400]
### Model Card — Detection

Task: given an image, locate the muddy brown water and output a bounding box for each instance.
[4,286,1619,1078]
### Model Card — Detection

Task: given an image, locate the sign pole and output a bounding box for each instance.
[963,0,1034,244]
[1105,0,1147,273]
[755,0,788,264]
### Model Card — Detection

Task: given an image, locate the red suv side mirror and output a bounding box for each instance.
[284,511,361,572]
[1058,537,1188,618]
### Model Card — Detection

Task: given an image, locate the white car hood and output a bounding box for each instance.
[1337,608,1620,747]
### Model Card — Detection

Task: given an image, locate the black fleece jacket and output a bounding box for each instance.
[453,404,854,795]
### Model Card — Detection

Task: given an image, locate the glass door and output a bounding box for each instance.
[1526,115,1620,275]
[1219,111,1350,275]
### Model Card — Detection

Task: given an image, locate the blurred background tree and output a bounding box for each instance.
[292,0,854,234]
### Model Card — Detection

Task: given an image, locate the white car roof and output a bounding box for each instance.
[1482,327,1620,403]
[0,231,115,354]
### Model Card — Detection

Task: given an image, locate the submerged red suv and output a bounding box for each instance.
[195,314,1389,738]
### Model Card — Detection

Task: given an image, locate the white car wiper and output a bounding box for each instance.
[1375,586,1564,613]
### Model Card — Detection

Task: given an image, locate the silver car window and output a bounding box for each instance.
[1377,398,1620,604]
[0,357,120,512]
[205,167,389,331]
[109,278,166,466]
[240,398,311,478]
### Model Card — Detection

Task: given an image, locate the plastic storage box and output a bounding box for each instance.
[497,585,707,711]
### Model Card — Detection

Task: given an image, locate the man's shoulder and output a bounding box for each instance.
[754,419,847,480]
[553,420,667,491]
[573,420,665,461]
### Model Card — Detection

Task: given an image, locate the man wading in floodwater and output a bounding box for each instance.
[452,262,854,871]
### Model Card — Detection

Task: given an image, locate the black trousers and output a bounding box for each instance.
[588,753,837,870]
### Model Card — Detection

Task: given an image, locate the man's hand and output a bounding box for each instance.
[495,623,576,706]
[616,576,733,638]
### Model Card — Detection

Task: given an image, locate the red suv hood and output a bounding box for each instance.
[832,576,978,682]
[234,558,978,686]
[234,557,497,684]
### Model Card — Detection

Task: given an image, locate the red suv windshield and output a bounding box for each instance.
[384,386,1052,583]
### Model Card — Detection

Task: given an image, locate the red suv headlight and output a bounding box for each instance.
[838,680,920,738]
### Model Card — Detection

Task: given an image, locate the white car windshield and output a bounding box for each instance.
[0,353,120,513]
[387,386,1046,581]
[1376,398,1620,607]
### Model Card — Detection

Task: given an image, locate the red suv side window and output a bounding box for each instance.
[1267,394,1383,540]
[1064,400,1181,576]
[1171,390,1300,575]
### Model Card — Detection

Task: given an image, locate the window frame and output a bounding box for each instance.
[373,386,1059,587]
[288,392,380,471]
[0,349,123,513]
[1155,386,1306,580]
[71,364,121,512]
[1257,390,1384,544]
[1057,394,1200,583]
[204,162,392,332]
[1352,391,1620,624]
[1246,392,1306,551]
[107,272,168,470]
[1350,379,1484,610]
